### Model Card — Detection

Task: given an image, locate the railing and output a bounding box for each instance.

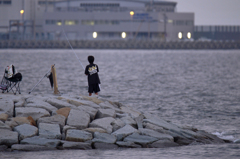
[0,40,239,49]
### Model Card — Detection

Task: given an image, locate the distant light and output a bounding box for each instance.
[168,19,173,23]
[121,32,126,38]
[93,32,97,38]
[130,11,134,16]
[178,32,183,39]
[20,10,24,14]
[187,32,191,39]
[57,22,62,26]
[65,20,77,25]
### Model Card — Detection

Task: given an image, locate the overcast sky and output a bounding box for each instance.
[164,0,240,25]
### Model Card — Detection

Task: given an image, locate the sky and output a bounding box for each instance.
[164,0,240,25]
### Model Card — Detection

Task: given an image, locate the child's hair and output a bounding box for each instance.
[88,55,94,64]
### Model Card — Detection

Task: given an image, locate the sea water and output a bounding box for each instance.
[0,49,240,158]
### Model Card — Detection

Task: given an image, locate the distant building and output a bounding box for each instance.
[0,0,59,40]
[0,0,194,41]
[194,25,240,41]
[43,0,194,41]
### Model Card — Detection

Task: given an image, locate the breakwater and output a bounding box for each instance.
[0,93,233,152]
[0,40,239,49]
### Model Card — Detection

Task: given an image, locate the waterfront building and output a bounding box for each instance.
[0,0,194,41]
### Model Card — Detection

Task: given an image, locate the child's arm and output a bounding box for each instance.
[85,66,89,75]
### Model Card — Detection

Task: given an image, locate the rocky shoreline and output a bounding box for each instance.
[0,93,231,152]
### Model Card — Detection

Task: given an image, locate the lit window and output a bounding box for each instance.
[93,32,97,38]
[56,20,62,26]
[65,20,78,25]
[82,20,95,25]
[82,20,119,25]
[168,20,173,23]
[178,32,183,39]
[121,32,126,38]
[187,32,191,39]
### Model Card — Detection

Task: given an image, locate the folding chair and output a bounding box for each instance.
[0,65,22,95]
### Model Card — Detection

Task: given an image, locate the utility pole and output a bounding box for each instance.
[33,0,36,40]
[147,0,153,41]
[21,0,25,40]
[163,13,167,41]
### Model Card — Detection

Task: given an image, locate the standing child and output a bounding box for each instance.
[85,55,101,96]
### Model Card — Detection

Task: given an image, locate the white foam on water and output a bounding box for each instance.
[212,132,235,141]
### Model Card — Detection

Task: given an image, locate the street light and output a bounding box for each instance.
[187,32,191,39]
[20,10,24,14]
[130,11,134,39]
[130,11,134,16]
[121,32,126,39]
[178,32,183,39]
[20,10,24,21]
[93,32,97,38]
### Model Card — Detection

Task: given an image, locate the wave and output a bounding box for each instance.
[212,132,235,141]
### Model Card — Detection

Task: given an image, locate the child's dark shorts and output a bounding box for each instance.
[88,83,100,93]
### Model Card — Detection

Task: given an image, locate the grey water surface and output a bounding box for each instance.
[0,49,240,158]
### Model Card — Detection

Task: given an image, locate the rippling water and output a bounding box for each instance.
[0,49,240,158]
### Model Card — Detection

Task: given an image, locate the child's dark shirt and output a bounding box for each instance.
[85,63,101,85]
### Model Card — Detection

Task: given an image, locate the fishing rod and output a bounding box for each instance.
[62,28,84,70]
[62,28,102,94]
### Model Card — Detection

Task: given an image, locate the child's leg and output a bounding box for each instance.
[88,84,93,96]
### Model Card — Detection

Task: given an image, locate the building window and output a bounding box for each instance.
[222,26,225,32]
[80,3,119,7]
[56,20,62,25]
[213,26,216,32]
[64,20,78,25]
[81,20,119,26]
[45,20,62,25]
[235,26,239,32]
[219,26,222,32]
[195,26,201,32]
[224,26,227,32]
[82,20,95,26]
[175,20,185,26]
[203,26,210,32]
[46,20,55,25]
[186,20,193,26]
[174,20,193,26]
[2,0,11,4]
[38,1,54,5]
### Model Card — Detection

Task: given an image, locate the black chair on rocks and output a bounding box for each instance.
[0,64,22,95]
